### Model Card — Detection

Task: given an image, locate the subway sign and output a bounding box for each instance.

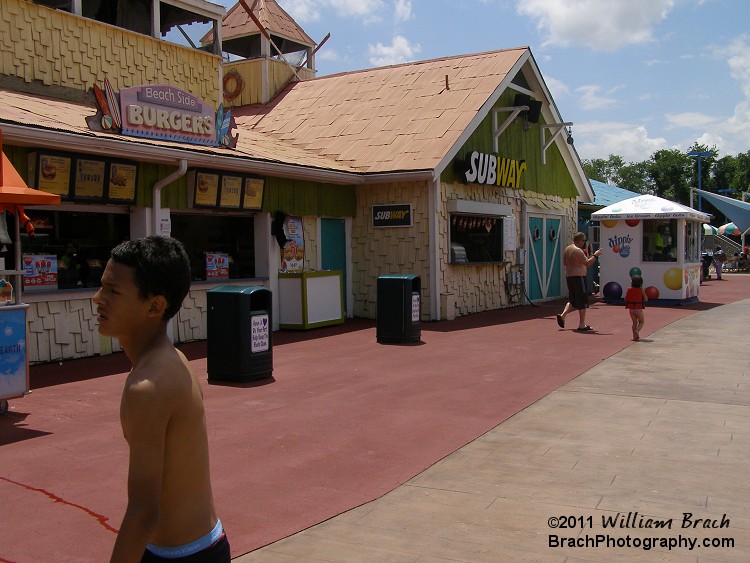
[458,150,527,189]
[373,204,412,228]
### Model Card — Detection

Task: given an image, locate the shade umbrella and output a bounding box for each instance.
[718,222,742,236]
[702,224,719,235]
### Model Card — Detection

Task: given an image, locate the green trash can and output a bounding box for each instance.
[207,286,273,382]
[376,274,421,343]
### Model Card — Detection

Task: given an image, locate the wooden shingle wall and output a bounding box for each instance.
[352,181,430,320]
[222,59,315,107]
[439,183,577,317]
[25,297,120,363]
[0,0,221,104]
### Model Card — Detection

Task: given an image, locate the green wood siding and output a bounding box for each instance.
[262,177,356,217]
[5,145,356,216]
[441,90,579,199]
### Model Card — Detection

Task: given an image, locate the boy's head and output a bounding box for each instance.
[631,274,644,288]
[110,236,191,320]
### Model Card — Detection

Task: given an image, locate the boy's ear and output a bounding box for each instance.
[148,295,169,318]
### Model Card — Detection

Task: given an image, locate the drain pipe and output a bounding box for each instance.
[152,159,188,236]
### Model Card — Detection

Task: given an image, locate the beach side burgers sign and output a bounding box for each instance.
[89,79,237,148]
[457,150,527,189]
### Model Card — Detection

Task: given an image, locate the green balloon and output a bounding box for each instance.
[629,267,642,277]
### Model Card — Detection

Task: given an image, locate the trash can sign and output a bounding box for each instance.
[411,292,420,322]
[251,313,270,353]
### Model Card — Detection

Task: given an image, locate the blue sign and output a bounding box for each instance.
[0,307,27,399]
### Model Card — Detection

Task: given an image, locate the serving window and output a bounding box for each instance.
[449,214,504,263]
[7,207,130,290]
[170,212,255,281]
[642,219,678,262]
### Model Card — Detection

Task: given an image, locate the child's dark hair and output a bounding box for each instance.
[631,274,644,288]
[110,236,191,320]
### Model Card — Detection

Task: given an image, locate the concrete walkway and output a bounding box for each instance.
[239,297,750,561]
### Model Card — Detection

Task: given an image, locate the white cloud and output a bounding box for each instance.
[282,0,386,23]
[576,85,618,110]
[574,121,670,162]
[664,112,719,130]
[701,35,750,155]
[515,0,675,51]
[368,35,421,67]
[394,0,413,24]
[544,76,570,99]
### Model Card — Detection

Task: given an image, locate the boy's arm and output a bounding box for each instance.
[642,288,648,302]
[111,381,170,563]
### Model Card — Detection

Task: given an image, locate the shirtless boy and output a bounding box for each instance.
[94,236,229,562]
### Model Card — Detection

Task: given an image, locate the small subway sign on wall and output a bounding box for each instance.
[373,204,413,227]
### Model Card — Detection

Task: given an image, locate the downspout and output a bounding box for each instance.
[152,159,188,236]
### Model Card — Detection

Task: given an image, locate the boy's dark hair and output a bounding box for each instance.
[631,274,644,288]
[110,236,191,320]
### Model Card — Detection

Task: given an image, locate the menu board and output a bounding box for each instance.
[243,178,264,210]
[74,158,106,199]
[194,172,220,207]
[36,154,72,196]
[107,162,138,203]
[219,175,242,209]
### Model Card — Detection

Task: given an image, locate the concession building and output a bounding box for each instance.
[0,0,592,363]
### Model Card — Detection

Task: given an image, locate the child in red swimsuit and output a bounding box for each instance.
[625,275,648,341]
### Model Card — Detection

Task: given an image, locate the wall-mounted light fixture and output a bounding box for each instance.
[540,121,573,164]
[566,127,574,145]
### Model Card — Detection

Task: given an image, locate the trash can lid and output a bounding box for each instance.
[378,274,418,280]
[208,285,270,295]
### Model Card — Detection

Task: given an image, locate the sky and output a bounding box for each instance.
[199,0,750,164]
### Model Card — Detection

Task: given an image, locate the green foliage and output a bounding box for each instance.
[583,145,750,207]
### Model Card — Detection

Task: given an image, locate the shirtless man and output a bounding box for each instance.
[556,232,602,331]
[94,236,229,562]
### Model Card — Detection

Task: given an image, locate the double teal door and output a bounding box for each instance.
[526,215,562,302]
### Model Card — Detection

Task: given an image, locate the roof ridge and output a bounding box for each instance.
[305,46,530,82]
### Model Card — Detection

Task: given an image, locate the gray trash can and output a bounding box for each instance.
[376,274,421,344]
[207,286,273,382]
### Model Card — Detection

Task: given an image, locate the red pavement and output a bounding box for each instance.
[1,276,748,562]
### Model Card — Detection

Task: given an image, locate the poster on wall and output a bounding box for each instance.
[280,216,304,272]
[242,178,264,210]
[205,253,229,280]
[21,254,58,291]
[107,161,138,203]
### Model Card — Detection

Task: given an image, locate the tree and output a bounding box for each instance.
[582,155,625,184]
[618,161,653,194]
[648,149,692,204]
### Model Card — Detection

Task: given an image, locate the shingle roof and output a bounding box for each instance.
[586,179,641,208]
[0,48,538,180]
[201,0,314,48]
[233,48,528,173]
[0,88,352,174]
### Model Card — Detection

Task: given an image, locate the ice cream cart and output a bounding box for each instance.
[1,129,61,414]
[591,194,710,305]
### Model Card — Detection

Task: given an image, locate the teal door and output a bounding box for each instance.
[526,215,562,301]
[321,218,346,312]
